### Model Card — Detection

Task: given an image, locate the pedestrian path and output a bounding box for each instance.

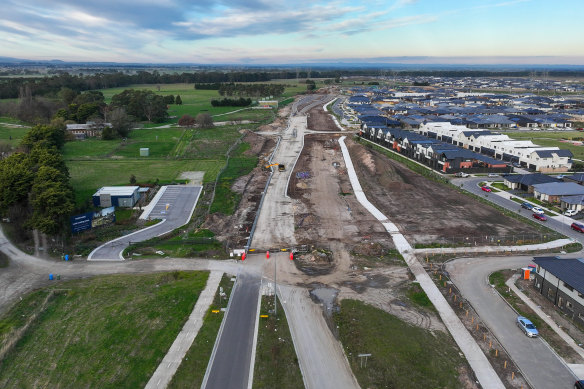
[415,238,573,255]
[145,271,223,389]
[338,136,505,389]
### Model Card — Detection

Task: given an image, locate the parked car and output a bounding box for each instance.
[575,380,584,389]
[488,173,499,177]
[521,202,533,210]
[517,316,539,337]
[557,174,566,179]
[481,186,491,192]
[532,207,545,215]
[564,209,578,217]
[571,223,584,233]
[533,213,547,221]
[455,172,469,178]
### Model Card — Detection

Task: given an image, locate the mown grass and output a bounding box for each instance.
[253,296,303,389]
[168,273,235,389]
[67,159,223,206]
[0,123,29,147]
[334,299,465,389]
[0,271,209,389]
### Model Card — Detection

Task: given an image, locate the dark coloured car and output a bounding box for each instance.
[575,380,584,389]
[521,202,533,210]
[533,213,547,221]
[572,223,584,233]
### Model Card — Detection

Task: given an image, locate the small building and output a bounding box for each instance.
[532,182,584,204]
[92,186,140,208]
[532,257,584,322]
[66,122,111,139]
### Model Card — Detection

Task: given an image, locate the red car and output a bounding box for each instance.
[533,213,547,221]
[571,223,584,233]
[481,186,492,192]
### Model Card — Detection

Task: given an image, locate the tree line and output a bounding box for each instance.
[211,98,252,107]
[218,83,286,97]
[0,124,75,237]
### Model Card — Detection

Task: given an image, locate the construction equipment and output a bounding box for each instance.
[263,163,286,172]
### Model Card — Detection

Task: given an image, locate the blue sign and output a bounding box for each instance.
[70,212,93,233]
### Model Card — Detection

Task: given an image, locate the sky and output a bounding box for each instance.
[1,0,583,64]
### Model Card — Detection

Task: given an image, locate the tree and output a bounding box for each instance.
[75,102,101,123]
[178,114,195,127]
[0,152,34,211]
[101,126,117,140]
[196,113,214,128]
[109,107,134,138]
[175,95,183,105]
[129,174,137,184]
[163,95,175,104]
[20,125,66,151]
[59,87,77,105]
[28,166,74,235]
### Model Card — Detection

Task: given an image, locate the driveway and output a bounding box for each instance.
[88,185,202,260]
[446,255,578,389]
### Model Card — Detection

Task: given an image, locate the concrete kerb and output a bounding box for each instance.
[414,238,574,255]
[322,98,344,131]
[87,219,168,261]
[201,272,240,389]
[338,135,505,389]
[139,186,168,220]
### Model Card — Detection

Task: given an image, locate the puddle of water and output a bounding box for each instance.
[310,287,339,316]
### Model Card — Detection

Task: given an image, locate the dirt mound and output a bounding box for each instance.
[306,105,340,131]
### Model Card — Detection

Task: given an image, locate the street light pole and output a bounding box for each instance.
[274,255,277,316]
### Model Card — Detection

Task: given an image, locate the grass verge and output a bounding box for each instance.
[0,251,9,268]
[168,273,235,389]
[0,271,209,389]
[334,299,466,388]
[252,295,303,389]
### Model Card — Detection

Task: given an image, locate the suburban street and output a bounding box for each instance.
[446,255,578,389]
[88,185,202,260]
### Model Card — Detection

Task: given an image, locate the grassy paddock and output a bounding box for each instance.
[253,295,303,389]
[335,299,466,388]
[0,271,209,389]
[67,159,223,206]
[168,273,235,389]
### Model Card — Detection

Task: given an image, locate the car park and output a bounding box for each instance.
[564,209,578,217]
[517,316,539,337]
[521,202,533,210]
[533,213,547,221]
[571,223,584,233]
[532,207,545,215]
[481,186,491,192]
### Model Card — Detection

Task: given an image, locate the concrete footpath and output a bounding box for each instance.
[415,238,574,255]
[145,271,223,389]
[338,136,505,389]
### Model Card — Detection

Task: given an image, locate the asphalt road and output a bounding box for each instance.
[203,261,262,389]
[455,177,584,243]
[88,185,201,260]
[446,255,578,389]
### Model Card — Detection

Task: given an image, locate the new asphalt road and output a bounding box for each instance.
[446,255,578,389]
[88,185,202,260]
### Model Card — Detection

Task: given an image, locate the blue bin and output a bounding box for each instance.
[49,274,54,280]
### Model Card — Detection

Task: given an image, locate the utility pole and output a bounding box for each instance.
[274,255,277,315]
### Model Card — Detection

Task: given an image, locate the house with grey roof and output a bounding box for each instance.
[532,257,584,322]
[503,173,561,192]
[532,182,584,204]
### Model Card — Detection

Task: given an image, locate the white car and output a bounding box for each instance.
[564,209,578,217]
[532,207,545,215]
[488,173,499,177]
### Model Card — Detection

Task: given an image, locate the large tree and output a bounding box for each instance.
[20,124,66,151]
[108,107,134,138]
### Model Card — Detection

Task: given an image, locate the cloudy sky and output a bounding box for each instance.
[1,0,583,64]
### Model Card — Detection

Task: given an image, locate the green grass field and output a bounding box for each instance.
[335,299,466,388]
[168,273,235,389]
[68,159,223,205]
[253,296,303,389]
[0,271,209,389]
[0,117,30,147]
[504,130,584,160]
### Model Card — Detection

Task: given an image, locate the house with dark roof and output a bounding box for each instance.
[503,173,561,192]
[532,257,584,321]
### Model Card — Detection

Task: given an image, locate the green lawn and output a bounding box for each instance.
[0,121,30,147]
[335,299,467,388]
[504,130,584,160]
[168,273,235,389]
[0,271,209,389]
[68,159,223,205]
[253,296,303,389]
